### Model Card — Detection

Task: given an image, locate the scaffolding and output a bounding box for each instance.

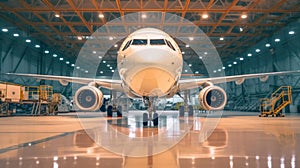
[259,86,292,117]
[0,82,60,116]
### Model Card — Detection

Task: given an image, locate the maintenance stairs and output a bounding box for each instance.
[259,86,292,117]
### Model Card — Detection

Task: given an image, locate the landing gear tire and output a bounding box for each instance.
[153,113,158,127]
[107,105,113,117]
[143,113,148,127]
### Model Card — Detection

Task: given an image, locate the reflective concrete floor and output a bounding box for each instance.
[0,111,299,168]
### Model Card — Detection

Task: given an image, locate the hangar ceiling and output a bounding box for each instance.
[0,0,299,75]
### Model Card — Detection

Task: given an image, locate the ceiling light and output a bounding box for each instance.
[213,70,217,73]
[107,64,110,67]
[114,44,118,48]
[228,64,232,67]
[233,61,237,64]
[103,61,106,63]
[77,36,82,40]
[76,66,80,69]
[188,37,194,41]
[98,14,104,18]
[100,71,103,74]
[54,14,60,18]
[202,13,209,19]
[185,44,190,48]
[247,53,252,57]
[188,64,192,67]
[184,69,188,73]
[218,69,221,72]
[109,67,112,69]
[255,49,260,52]
[85,70,88,73]
[59,57,63,61]
[13,33,19,37]
[182,51,185,54]
[35,45,40,48]
[66,61,70,64]
[220,37,224,41]
[71,64,75,67]
[241,14,247,19]
[199,56,203,59]
[111,70,115,72]
[93,51,96,54]
[25,39,31,43]
[289,31,295,35]
[195,71,199,74]
[239,27,243,32]
[98,56,102,59]
[2,28,8,32]
[240,57,244,61]
[204,52,208,55]
[141,14,147,19]
[44,50,49,54]
[53,54,57,57]
[222,67,226,70]
[265,43,271,47]
[109,37,114,40]
[274,38,280,42]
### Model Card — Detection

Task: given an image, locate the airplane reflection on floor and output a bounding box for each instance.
[0,112,299,168]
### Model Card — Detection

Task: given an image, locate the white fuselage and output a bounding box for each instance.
[117,28,183,98]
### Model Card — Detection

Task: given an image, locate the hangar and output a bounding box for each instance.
[0,0,299,167]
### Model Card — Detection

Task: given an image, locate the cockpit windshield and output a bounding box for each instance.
[150,39,165,45]
[132,39,147,45]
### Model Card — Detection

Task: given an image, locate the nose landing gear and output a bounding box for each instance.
[143,96,159,127]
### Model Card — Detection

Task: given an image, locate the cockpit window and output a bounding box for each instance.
[150,39,166,45]
[165,40,176,51]
[132,39,147,45]
[122,40,132,51]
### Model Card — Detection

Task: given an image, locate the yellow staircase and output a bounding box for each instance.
[259,86,292,117]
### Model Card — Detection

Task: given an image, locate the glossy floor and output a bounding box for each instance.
[0,111,299,168]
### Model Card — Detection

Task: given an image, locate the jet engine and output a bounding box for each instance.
[74,86,104,111]
[199,86,227,111]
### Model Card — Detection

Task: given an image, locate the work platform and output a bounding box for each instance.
[0,111,299,167]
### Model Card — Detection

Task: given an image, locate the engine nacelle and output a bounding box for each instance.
[199,86,227,111]
[74,86,103,111]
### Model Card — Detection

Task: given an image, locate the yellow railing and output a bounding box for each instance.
[259,86,291,117]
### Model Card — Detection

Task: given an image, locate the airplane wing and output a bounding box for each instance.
[5,73,124,92]
[178,70,300,91]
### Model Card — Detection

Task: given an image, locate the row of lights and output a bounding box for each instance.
[212,30,296,73]
[92,50,115,74]
[1,28,91,73]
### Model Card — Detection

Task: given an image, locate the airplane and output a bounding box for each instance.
[7,28,300,126]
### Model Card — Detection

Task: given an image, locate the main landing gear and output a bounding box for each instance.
[142,97,159,127]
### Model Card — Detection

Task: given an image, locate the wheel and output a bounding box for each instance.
[107,105,113,117]
[143,113,148,127]
[153,113,158,127]
[117,105,122,117]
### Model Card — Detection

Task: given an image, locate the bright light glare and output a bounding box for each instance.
[202,13,209,19]
[289,31,295,35]
[241,14,247,19]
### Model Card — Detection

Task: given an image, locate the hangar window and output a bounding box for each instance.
[165,40,176,51]
[150,39,165,45]
[132,39,147,45]
[122,40,132,51]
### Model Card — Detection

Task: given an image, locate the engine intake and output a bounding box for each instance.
[199,86,227,111]
[74,86,103,111]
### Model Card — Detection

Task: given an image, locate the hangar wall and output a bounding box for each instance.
[0,30,72,95]
[226,20,300,112]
